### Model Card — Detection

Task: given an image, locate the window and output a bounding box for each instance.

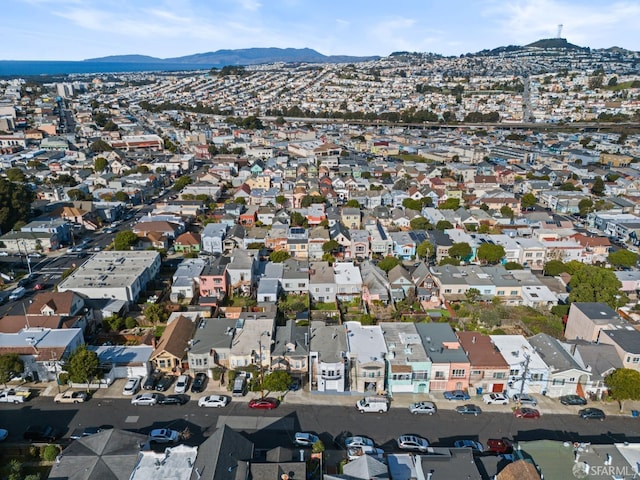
[634,357,640,364]
[434,371,445,379]
[452,369,466,378]
[413,371,429,380]
[552,378,565,386]
[510,369,520,377]
[525,252,533,258]
[510,290,518,296]
[470,370,482,376]
[493,372,506,379]
[530,373,543,381]
[497,290,505,296]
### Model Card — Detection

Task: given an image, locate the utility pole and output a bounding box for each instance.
[516,352,532,405]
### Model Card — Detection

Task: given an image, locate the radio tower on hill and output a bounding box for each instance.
[557,24,563,38]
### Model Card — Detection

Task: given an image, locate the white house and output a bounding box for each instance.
[489,335,549,396]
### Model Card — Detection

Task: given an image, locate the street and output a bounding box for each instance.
[2,394,638,452]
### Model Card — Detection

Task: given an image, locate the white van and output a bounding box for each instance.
[355,396,389,413]
[9,287,26,301]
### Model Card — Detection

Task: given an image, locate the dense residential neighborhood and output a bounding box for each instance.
[1,45,640,479]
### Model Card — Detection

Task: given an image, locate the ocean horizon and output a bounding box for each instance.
[0,61,216,77]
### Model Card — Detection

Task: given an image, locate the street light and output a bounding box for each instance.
[258,331,270,399]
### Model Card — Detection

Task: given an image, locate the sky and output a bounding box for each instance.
[3,0,640,61]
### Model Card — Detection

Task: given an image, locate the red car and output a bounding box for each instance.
[33,283,45,290]
[486,438,513,454]
[514,407,541,419]
[248,397,279,409]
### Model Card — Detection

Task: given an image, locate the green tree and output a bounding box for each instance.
[568,265,627,309]
[435,220,453,231]
[6,167,26,182]
[608,249,638,269]
[402,198,422,211]
[500,205,514,219]
[0,353,24,386]
[114,191,129,203]
[605,368,640,412]
[378,256,401,272]
[94,157,108,172]
[262,370,292,393]
[559,182,578,191]
[345,199,361,208]
[410,216,431,230]
[290,212,308,228]
[544,260,566,276]
[89,139,113,152]
[269,250,291,263]
[439,256,460,266]
[521,193,536,210]
[300,195,326,207]
[144,303,168,325]
[113,230,138,250]
[439,198,460,210]
[0,178,36,237]
[173,175,193,191]
[276,195,287,206]
[322,239,340,254]
[103,315,125,332]
[416,240,434,260]
[591,176,605,196]
[65,345,99,386]
[449,242,472,261]
[504,261,524,270]
[465,288,481,303]
[578,198,593,217]
[477,243,505,264]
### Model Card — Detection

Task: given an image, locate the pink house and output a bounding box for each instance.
[198,257,230,301]
[416,323,470,392]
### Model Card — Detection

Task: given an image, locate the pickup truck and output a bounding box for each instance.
[0,390,25,404]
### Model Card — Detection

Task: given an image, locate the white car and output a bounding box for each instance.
[131,393,159,406]
[149,428,179,443]
[0,252,9,256]
[397,434,430,452]
[197,395,229,408]
[294,432,320,447]
[54,390,89,404]
[344,436,375,449]
[174,375,189,394]
[482,393,509,405]
[347,445,385,461]
[122,376,141,396]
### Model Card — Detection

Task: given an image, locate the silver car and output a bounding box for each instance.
[512,393,538,406]
[409,401,437,415]
[131,393,158,406]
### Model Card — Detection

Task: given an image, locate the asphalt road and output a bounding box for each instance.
[2,396,639,451]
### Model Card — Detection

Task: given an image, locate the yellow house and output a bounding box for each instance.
[150,315,196,373]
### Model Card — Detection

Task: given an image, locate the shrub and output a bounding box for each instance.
[41,444,60,461]
[125,316,137,329]
[58,372,70,385]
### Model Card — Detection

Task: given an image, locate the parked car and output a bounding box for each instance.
[347,446,385,461]
[443,390,470,401]
[0,251,8,256]
[131,393,159,406]
[514,407,541,419]
[190,372,207,393]
[560,395,587,406]
[344,436,375,449]
[174,375,190,394]
[396,434,429,452]
[149,428,179,443]
[455,404,482,416]
[157,394,188,406]
[579,408,605,420]
[143,372,161,390]
[198,395,229,408]
[248,397,279,409]
[454,439,484,453]
[486,438,513,454]
[409,401,437,415]
[482,393,509,405]
[512,393,538,406]
[27,252,43,258]
[294,432,320,447]
[54,390,89,404]
[155,375,173,392]
[33,283,46,291]
[70,426,110,440]
[122,376,141,396]
[23,425,62,442]
[289,378,301,391]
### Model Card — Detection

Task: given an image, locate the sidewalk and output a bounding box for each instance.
[35,378,640,418]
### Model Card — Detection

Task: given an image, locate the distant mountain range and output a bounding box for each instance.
[85,40,635,67]
[84,47,379,65]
